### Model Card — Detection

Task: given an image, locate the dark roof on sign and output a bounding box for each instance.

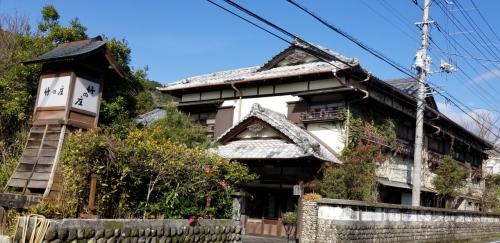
[23,36,106,64]
[385,78,438,110]
[213,103,341,163]
[158,39,357,91]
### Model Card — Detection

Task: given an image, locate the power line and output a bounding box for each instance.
[432,1,500,102]
[205,0,290,44]
[436,51,500,63]
[205,0,351,72]
[286,0,500,143]
[360,0,419,44]
[285,0,423,84]
[453,0,500,59]
[206,0,500,144]
[434,1,500,80]
[206,0,445,124]
[469,0,500,48]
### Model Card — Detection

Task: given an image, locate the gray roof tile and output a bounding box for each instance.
[215,103,341,163]
[134,108,167,127]
[158,41,356,91]
[213,139,309,159]
[24,37,106,64]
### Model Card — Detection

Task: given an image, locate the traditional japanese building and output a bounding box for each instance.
[159,39,492,237]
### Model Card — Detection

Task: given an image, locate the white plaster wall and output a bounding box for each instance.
[306,122,345,154]
[236,127,278,139]
[317,204,500,222]
[376,155,413,184]
[221,95,300,125]
[485,158,500,175]
[457,198,481,211]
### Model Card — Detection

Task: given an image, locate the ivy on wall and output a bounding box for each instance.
[319,111,397,202]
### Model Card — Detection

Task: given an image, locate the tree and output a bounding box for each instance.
[432,156,467,208]
[464,110,500,145]
[320,144,381,202]
[0,6,160,187]
[482,174,500,213]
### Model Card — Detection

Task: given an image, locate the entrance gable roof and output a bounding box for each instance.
[214,103,341,163]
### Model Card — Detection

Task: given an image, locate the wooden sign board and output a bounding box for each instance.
[33,71,103,129]
[37,76,71,108]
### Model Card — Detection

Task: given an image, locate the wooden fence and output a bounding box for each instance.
[0,206,7,235]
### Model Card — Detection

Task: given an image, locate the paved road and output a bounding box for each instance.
[241,235,291,243]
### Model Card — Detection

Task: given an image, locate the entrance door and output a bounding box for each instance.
[244,187,296,238]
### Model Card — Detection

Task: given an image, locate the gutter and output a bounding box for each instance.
[231,82,243,122]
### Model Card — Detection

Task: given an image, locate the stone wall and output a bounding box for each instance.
[14,218,241,243]
[298,198,500,243]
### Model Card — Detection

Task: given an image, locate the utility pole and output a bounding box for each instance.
[412,0,432,207]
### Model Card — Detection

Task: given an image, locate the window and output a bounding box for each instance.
[396,122,414,141]
[189,112,216,126]
[309,102,343,113]
[428,136,444,154]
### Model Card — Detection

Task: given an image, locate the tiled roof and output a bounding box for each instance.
[214,139,310,159]
[159,62,346,91]
[215,103,341,163]
[384,77,438,110]
[385,78,419,97]
[23,36,106,64]
[159,40,357,91]
[134,108,167,127]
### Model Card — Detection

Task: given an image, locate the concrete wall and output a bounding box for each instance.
[298,199,500,243]
[14,218,241,243]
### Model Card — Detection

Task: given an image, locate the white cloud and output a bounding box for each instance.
[472,69,500,83]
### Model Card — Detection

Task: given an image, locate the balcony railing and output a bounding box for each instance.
[360,133,414,156]
[360,132,391,148]
[300,110,344,122]
[394,139,413,156]
[427,150,444,168]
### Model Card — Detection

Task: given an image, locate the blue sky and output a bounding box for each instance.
[2,0,500,131]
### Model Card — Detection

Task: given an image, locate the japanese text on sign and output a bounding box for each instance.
[71,77,100,113]
[37,76,71,107]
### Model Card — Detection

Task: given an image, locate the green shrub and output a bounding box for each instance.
[321,144,379,202]
[282,211,297,225]
[432,156,467,208]
[59,120,257,219]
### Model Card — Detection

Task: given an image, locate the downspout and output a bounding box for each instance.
[361,72,371,82]
[335,71,370,148]
[334,71,369,99]
[231,82,243,122]
[429,112,441,134]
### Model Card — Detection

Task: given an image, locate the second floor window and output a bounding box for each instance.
[396,122,414,142]
[428,136,445,154]
[310,103,342,112]
[190,112,216,126]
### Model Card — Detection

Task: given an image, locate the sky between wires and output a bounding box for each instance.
[2,0,500,130]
